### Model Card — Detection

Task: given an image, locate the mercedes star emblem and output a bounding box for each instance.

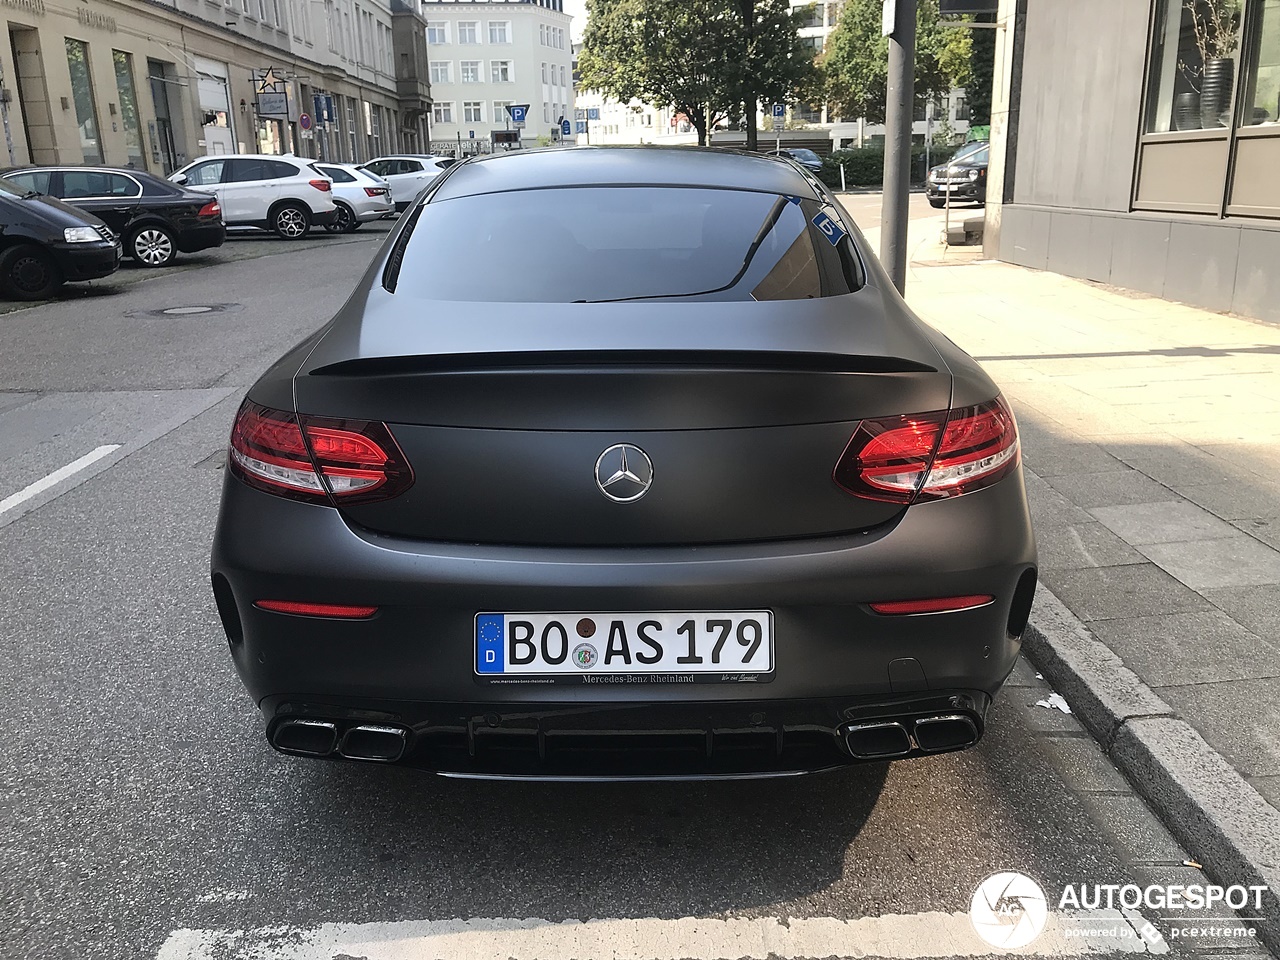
[594,443,654,503]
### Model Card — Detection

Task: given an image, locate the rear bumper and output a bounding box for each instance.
[351,197,395,221]
[311,207,339,226]
[177,223,226,253]
[211,469,1037,775]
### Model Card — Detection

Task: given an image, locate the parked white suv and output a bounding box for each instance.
[359,155,455,211]
[168,154,337,239]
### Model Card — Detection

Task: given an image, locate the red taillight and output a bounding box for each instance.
[228,400,413,504]
[197,200,221,218]
[254,600,378,619]
[309,178,332,192]
[833,397,1019,503]
[869,595,994,615]
[363,187,385,197]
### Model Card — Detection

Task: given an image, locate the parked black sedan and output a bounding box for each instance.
[0,177,119,299]
[0,166,225,267]
[211,147,1036,780]
[926,142,989,208]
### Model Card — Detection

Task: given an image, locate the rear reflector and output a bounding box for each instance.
[255,600,378,618]
[309,178,332,192]
[228,400,413,504]
[833,396,1019,504]
[197,200,221,218]
[869,595,994,615]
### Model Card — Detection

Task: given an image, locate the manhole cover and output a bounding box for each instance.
[125,303,243,318]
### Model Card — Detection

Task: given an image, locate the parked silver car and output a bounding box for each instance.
[313,163,395,233]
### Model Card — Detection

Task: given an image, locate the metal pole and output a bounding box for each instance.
[880,0,917,294]
[840,162,846,192]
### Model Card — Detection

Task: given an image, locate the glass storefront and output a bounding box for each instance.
[112,51,145,169]
[65,38,103,164]
[1137,0,1280,216]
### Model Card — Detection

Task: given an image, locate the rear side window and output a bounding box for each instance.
[269,160,301,178]
[6,171,51,194]
[390,186,864,303]
[319,166,356,183]
[62,170,139,198]
[184,160,224,186]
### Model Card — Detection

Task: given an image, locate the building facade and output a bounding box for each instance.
[0,0,428,176]
[421,0,571,153]
[988,0,1280,323]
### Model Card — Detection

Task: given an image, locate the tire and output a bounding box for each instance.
[0,244,61,300]
[325,202,357,234]
[128,224,177,267]
[928,196,946,208]
[272,203,311,240]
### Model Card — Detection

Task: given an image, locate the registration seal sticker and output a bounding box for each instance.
[572,643,598,669]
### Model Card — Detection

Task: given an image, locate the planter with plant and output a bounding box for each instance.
[1179,0,1242,129]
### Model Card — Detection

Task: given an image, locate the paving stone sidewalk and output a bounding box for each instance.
[887,222,1280,813]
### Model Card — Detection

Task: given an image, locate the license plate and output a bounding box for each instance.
[475,611,774,684]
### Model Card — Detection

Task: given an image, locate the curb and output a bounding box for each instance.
[1023,587,1280,956]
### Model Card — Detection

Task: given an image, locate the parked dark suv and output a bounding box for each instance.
[926,142,989,208]
[0,177,119,299]
[0,166,225,267]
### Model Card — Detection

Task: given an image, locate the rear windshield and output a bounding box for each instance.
[389,186,864,303]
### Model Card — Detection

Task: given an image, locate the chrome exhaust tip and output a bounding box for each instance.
[272,719,338,757]
[842,720,913,759]
[914,714,979,752]
[339,724,409,763]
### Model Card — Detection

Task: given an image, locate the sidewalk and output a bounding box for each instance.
[859,214,1280,814]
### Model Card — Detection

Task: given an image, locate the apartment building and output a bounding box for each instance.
[0,0,427,174]
[422,0,572,150]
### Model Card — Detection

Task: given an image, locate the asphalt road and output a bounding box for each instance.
[0,219,1263,960]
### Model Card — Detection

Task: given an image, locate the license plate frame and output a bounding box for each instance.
[474,611,775,685]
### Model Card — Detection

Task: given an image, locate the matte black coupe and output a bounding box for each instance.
[211,147,1037,779]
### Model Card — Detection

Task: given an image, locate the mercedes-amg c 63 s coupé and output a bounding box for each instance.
[211,146,1037,779]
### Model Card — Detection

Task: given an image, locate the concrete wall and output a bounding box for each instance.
[1010,0,1148,212]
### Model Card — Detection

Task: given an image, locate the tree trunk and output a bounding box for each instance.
[687,105,709,146]
[740,0,758,151]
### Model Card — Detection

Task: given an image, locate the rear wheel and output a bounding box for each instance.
[129,225,177,267]
[0,244,61,300]
[273,203,311,240]
[325,202,357,234]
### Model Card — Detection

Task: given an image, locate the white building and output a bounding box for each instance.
[422,0,573,151]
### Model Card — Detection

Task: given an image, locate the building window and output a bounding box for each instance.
[541,62,548,83]
[458,20,478,43]
[112,51,145,169]
[1241,0,1280,125]
[494,100,513,123]
[1145,0,1243,132]
[797,4,822,28]
[954,96,969,121]
[463,100,483,122]
[543,102,550,122]
[346,96,359,160]
[491,60,512,82]
[560,64,567,86]
[427,21,448,44]
[540,24,546,44]
[460,60,481,82]
[65,38,103,164]
[799,35,823,54]
[489,21,510,43]
[433,100,454,123]
[430,61,452,83]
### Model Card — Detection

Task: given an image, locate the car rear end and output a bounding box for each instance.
[343,166,395,221]
[295,160,338,226]
[210,151,1036,778]
[172,190,226,253]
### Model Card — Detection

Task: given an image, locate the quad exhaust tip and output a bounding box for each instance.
[271,719,409,762]
[842,713,979,759]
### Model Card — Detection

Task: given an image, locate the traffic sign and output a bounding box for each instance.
[506,104,529,128]
[587,107,600,121]
[561,119,572,136]
[772,103,784,133]
[299,113,312,131]
[576,121,587,134]
[771,103,785,118]
[469,129,475,138]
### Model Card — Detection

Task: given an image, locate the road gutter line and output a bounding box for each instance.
[0,444,121,515]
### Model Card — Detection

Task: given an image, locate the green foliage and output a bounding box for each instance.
[579,0,816,147]
[818,0,972,125]
[816,144,961,188]
[966,17,995,125]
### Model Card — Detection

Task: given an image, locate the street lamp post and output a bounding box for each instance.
[880,0,917,295]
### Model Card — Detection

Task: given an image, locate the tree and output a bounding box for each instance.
[966,14,996,125]
[731,0,818,150]
[579,0,744,146]
[818,0,971,126]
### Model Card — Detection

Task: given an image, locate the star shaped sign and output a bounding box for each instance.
[256,68,282,93]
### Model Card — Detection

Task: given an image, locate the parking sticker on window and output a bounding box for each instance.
[812,210,847,246]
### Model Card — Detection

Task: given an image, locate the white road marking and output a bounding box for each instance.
[156,911,1168,959]
[0,445,121,516]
